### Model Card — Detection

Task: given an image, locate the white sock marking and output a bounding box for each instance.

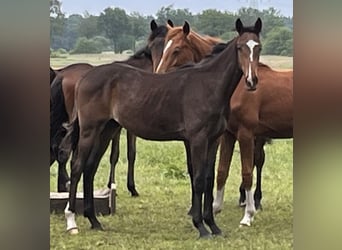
[213,187,225,214]
[64,202,78,231]
[240,189,256,226]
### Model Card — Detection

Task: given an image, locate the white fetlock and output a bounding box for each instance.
[239,213,254,227]
[239,190,256,227]
[239,200,246,207]
[213,188,225,214]
[212,202,222,215]
[64,202,78,234]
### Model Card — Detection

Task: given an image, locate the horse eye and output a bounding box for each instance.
[237,45,242,50]
[173,48,180,54]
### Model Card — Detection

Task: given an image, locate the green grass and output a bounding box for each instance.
[50,137,292,249]
[50,54,292,248]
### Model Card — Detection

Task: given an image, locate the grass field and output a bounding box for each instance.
[50,54,293,249]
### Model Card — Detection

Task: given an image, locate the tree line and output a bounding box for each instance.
[50,1,293,56]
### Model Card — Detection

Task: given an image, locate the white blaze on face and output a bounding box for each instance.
[246,39,259,84]
[156,39,173,73]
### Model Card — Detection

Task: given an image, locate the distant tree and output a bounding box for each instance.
[195,9,235,36]
[71,37,102,54]
[156,5,194,26]
[79,12,100,39]
[128,12,150,51]
[237,7,286,39]
[61,14,83,51]
[262,26,293,56]
[50,0,65,49]
[98,7,130,53]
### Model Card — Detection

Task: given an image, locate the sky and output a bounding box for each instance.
[60,0,293,18]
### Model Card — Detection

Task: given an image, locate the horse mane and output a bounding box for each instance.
[177,38,237,69]
[130,46,151,60]
[167,27,222,61]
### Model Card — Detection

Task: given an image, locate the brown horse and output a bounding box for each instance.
[155,20,222,73]
[213,63,293,220]
[51,63,93,192]
[60,18,262,238]
[155,20,292,226]
[50,20,168,193]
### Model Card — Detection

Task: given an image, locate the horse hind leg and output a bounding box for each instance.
[83,120,120,230]
[213,131,236,214]
[253,137,267,210]
[203,139,222,236]
[126,130,139,196]
[189,136,212,238]
[57,160,70,192]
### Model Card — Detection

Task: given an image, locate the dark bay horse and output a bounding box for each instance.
[50,20,167,193]
[154,20,292,226]
[61,18,262,237]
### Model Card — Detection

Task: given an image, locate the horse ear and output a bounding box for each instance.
[254,17,262,34]
[183,21,190,36]
[167,19,174,28]
[235,18,243,35]
[150,20,158,31]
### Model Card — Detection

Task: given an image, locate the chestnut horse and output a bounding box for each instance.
[155,20,292,226]
[50,20,167,193]
[213,62,293,218]
[60,18,262,237]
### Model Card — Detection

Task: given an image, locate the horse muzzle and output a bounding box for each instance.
[245,76,258,91]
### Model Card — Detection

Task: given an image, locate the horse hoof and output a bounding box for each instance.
[91,225,104,231]
[198,233,213,240]
[68,228,79,235]
[213,208,221,215]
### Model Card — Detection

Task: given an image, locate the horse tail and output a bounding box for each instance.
[50,76,69,158]
[58,113,79,164]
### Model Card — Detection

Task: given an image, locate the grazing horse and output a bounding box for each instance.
[50,20,168,193]
[155,20,292,224]
[60,18,262,237]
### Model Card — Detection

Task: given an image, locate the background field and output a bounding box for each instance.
[50,54,293,249]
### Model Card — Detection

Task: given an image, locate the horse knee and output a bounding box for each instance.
[241,174,253,190]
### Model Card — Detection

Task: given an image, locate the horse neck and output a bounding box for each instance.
[120,55,153,72]
[203,37,243,101]
[188,32,218,62]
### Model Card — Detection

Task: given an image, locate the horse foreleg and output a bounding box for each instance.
[189,136,211,238]
[203,138,222,235]
[126,130,139,196]
[57,160,70,192]
[238,129,256,227]
[253,137,266,210]
[65,146,83,234]
[213,130,236,214]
